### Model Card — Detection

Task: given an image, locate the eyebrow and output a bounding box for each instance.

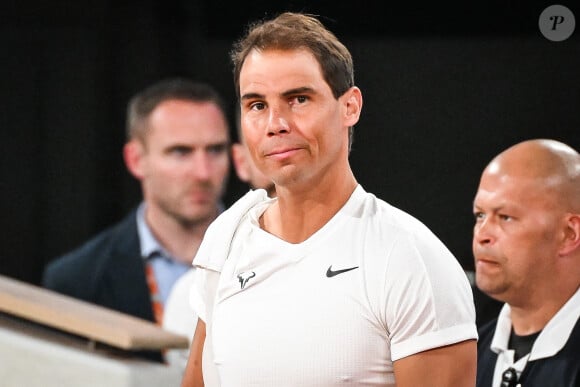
[281,86,315,97]
[240,86,316,102]
[472,202,510,213]
[204,140,230,147]
[240,92,263,102]
[166,140,230,150]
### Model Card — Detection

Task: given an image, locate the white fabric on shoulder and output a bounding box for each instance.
[192,188,268,271]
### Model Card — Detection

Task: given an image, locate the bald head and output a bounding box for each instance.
[473,139,580,311]
[483,139,580,211]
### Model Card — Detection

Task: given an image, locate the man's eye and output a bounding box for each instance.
[169,147,190,156]
[208,144,227,155]
[499,214,512,221]
[250,102,265,111]
[290,95,309,105]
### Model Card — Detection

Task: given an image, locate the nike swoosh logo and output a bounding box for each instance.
[326,265,359,278]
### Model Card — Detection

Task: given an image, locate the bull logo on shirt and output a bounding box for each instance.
[237,271,256,289]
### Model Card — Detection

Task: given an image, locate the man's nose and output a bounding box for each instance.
[189,152,213,180]
[474,218,494,245]
[266,107,290,136]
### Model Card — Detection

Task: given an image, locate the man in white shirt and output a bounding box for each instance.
[182,12,478,387]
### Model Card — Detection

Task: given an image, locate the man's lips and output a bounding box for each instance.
[187,189,213,202]
[475,255,501,270]
[265,147,301,159]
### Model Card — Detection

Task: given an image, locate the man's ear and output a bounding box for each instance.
[343,86,363,128]
[232,143,251,183]
[123,140,146,180]
[559,213,580,256]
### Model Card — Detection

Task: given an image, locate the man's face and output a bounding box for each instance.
[238,48,357,191]
[472,168,562,305]
[134,99,230,226]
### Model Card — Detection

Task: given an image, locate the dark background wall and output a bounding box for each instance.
[1,1,578,286]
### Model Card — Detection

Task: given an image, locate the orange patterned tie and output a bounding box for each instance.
[145,261,163,325]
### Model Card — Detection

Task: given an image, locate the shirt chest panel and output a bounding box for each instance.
[212,225,393,386]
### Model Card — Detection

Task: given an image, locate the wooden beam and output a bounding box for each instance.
[0,274,189,350]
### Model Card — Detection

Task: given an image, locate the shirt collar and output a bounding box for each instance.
[136,202,168,259]
[136,201,226,260]
[491,286,580,361]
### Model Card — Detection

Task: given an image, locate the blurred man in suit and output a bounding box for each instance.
[42,78,231,362]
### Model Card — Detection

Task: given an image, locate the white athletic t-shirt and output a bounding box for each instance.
[191,185,477,386]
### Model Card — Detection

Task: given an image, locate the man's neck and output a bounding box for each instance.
[261,170,357,243]
[146,206,219,264]
[509,285,578,335]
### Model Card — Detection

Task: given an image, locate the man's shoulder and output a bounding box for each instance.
[478,318,498,339]
[193,190,269,272]
[560,315,580,351]
[208,190,270,233]
[357,192,445,248]
[44,210,139,275]
[352,187,430,231]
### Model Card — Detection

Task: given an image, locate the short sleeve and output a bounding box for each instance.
[382,232,477,361]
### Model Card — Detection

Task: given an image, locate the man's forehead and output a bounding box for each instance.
[475,171,560,209]
[240,50,323,88]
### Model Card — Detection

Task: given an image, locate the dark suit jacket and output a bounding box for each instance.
[42,208,163,362]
